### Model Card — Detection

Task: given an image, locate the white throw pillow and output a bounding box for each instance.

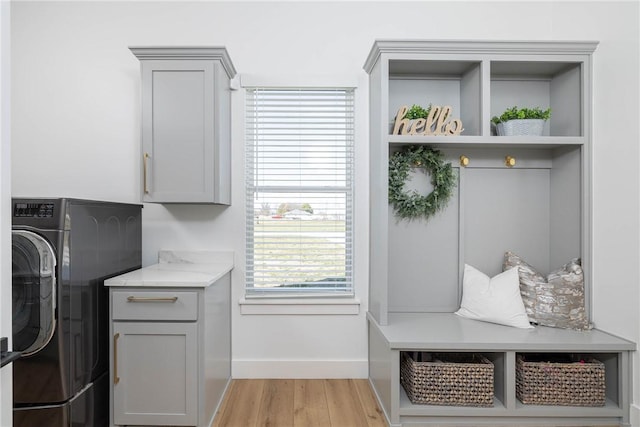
[455,264,533,329]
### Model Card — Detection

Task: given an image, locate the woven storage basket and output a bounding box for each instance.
[516,354,605,406]
[400,352,494,407]
[496,119,545,136]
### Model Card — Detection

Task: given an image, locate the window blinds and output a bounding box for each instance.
[245,88,355,295]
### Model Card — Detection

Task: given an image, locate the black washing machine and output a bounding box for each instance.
[11,198,142,427]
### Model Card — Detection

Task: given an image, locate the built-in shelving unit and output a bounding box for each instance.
[364,40,635,426]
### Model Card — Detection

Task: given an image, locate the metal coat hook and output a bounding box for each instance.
[505,155,516,167]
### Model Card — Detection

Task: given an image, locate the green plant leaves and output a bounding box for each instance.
[491,106,551,124]
[405,104,433,119]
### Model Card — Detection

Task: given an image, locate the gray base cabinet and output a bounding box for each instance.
[364,40,636,426]
[109,274,231,427]
[131,47,236,204]
[113,322,198,426]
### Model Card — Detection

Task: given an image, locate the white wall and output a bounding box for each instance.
[9,0,639,413]
[1,0,11,424]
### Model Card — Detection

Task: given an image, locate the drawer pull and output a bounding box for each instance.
[143,152,150,194]
[126,296,179,303]
[113,333,120,385]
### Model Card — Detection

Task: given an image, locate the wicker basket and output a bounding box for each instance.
[400,352,494,407]
[516,354,605,406]
[496,119,545,136]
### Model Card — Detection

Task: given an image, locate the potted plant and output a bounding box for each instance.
[404,103,432,119]
[390,103,432,134]
[491,106,551,136]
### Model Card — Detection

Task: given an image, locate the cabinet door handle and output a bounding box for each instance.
[126,296,178,303]
[113,333,120,385]
[143,152,150,194]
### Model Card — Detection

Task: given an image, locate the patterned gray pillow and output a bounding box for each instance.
[503,251,591,331]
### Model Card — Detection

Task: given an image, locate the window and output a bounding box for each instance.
[245,88,355,296]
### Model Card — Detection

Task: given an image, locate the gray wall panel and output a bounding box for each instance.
[550,146,582,268]
[460,64,482,136]
[368,59,388,324]
[464,167,551,276]
[388,172,460,312]
[550,65,582,136]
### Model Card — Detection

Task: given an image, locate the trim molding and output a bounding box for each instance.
[239,297,360,315]
[631,403,639,427]
[232,359,367,379]
[129,46,237,78]
[364,39,599,73]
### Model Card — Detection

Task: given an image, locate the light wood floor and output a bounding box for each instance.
[212,379,387,427]
[212,379,618,427]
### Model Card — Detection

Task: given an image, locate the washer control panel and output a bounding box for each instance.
[14,202,55,218]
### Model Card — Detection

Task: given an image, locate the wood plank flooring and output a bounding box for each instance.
[212,379,387,427]
[212,379,618,427]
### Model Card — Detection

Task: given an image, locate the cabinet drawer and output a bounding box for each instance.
[112,291,198,321]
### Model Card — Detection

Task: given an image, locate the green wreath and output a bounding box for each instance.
[389,145,457,220]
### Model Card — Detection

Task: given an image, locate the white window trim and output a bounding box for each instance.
[240,74,360,89]
[240,74,366,315]
[238,296,360,315]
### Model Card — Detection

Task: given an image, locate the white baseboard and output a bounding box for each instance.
[631,403,640,427]
[232,359,368,379]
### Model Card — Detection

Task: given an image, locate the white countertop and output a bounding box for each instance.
[105,250,234,288]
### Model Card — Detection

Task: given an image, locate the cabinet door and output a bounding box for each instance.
[141,60,216,203]
[112,322,198,426]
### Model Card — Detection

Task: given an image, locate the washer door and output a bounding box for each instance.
[12,230,57,356]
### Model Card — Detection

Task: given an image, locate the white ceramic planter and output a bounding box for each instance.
[496,119,545,136]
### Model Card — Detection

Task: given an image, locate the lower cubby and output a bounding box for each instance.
[400,351,503,408]
[369,312,635,426]
[516,352,609,407]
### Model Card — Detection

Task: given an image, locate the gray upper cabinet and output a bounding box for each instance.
[130,47,236,204]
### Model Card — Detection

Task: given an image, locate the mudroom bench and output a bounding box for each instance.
[368,312,635,427]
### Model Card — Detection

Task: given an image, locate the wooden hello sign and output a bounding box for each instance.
[392,105,464,136]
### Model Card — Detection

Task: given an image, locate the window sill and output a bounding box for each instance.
[239,297,361,315]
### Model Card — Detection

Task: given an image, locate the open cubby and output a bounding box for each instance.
[515,352,604,408]
[388,146,582,314]
[400,351,505,408]
[365,40,635,427]
[490,61,583,137]
[388,60,482,136]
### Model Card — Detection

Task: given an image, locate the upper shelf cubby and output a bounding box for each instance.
[366,40,598,142]
[490,61,583,137]
[388,60,482,136]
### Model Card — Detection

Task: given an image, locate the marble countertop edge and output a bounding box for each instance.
[105,250,234,288]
